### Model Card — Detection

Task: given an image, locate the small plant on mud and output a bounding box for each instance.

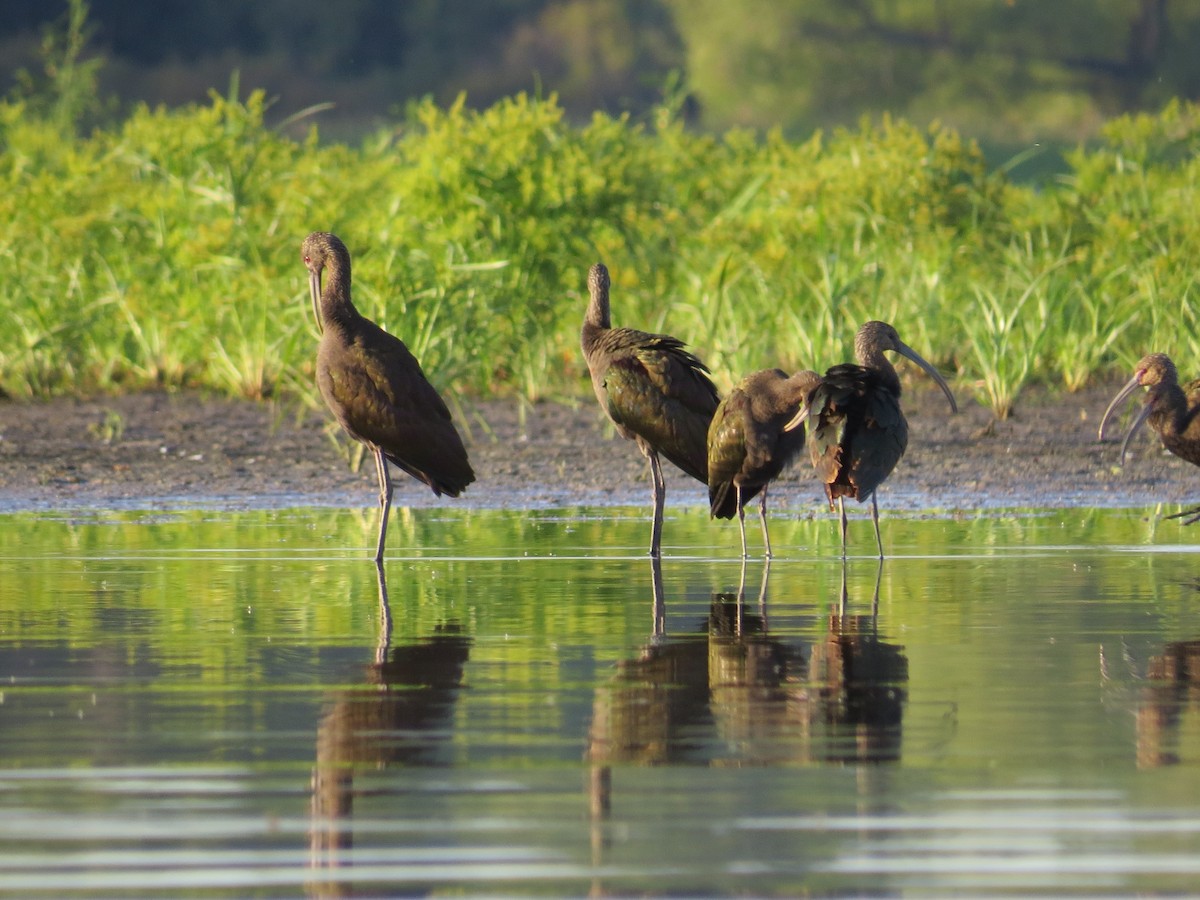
[87,408,125,444]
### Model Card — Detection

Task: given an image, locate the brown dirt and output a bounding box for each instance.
[0,383,1195,514]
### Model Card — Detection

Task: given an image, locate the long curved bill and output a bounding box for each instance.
[309,268,324,335]
[1097,374,1142,442]
[897,341,957,413]
[1117,402,1153,467]
[783,402,809,433]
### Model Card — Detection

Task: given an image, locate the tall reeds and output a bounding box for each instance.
[1,85,1198,419]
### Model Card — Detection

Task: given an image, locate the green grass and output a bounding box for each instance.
[1,88,1199,420]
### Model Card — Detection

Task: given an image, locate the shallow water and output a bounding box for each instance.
[2,505,1200,896]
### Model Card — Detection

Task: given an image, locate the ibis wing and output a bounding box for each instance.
[601,333,719,484]
[806,368,861,488]
[743,391,793,474]
[842,386,908,500]
[318,324,474,496]
[707,390,750,518]
[808,364,906,502]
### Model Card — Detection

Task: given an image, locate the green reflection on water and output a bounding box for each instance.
[0,503,1192,640]
[2,506,1200,895]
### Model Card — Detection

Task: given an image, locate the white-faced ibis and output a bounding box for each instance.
[581,262,720,557]
[1099,353,1200,524]
[792,320,957,558]
[707,368,822,558]
[302,232,475,562]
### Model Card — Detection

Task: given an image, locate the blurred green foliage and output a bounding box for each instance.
[0,84,1198,419]
[668,0,1200,145]
[8,0,1199,150]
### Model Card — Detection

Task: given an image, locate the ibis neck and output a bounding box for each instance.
[580,293,611,358]
[1157,383,1190,436]
[584,288,611,331]
[319,260,360,331]
[859,347,901,395]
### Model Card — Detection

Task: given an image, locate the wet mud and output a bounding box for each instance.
[0,382,1195,514]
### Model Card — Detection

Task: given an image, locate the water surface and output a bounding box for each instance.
[2,506,1200,896]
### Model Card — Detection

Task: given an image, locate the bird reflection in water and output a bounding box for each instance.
[587,558,908,857]
[309,563,472,895]
[1134,638,1200,768]
[809,562,907,765]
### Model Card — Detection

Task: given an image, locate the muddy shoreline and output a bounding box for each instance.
[0,383,1196,515]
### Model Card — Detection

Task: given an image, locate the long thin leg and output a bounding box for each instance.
[839,496,849,559]
[647,449,666,558]
[373,448,393,564]
[373,445,390,511]
[735,485,748,559]
[871,492,884,560]
[758,486,772,559]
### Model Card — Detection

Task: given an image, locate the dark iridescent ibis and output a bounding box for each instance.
[707,368,822,558]
[1099,353,1200,524]
[791,320,957,558]
[580,262,720,557]
[302,232,475,562]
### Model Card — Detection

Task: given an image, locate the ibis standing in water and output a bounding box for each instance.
[1099,353,1200,524]
[302,232,475,562]
[793,320,957,558]
[581,262,720,557]
[707,368,822,558]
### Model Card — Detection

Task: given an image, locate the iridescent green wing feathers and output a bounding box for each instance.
[707,370,814,519]
[599,331,719,484]
[706,388,754,518]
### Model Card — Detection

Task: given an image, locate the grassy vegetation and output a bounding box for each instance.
[0,80,1198,419]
